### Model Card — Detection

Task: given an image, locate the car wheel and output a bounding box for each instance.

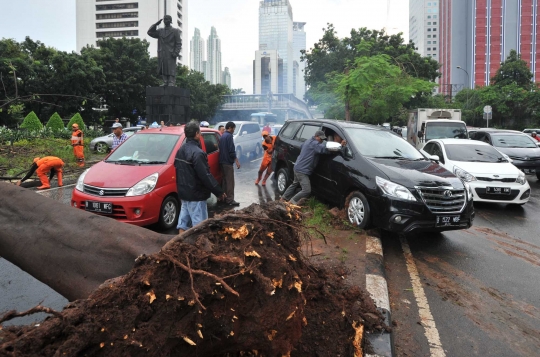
[95,142,109,154]
[346,191,371,229]
[254,143,262,157]
[276,168,290,195]
[159,196,179,230]
[236,146,243,160]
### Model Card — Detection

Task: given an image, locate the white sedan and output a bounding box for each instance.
[421,139,531,205]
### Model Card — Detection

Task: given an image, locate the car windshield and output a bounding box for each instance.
[491,134,537,148]
[345,128,425,160]
[444,144,506,163]
[425,122,468,141]
[105,133,179,164]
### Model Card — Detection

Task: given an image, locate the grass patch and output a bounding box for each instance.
[303,197,333,238]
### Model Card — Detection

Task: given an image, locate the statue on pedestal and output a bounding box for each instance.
[147,15,182,87]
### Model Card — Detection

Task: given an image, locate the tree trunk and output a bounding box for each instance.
[0,183,171,301]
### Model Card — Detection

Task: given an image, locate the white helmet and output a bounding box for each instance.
[200,121,210,127]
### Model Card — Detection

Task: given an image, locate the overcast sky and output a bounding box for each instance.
[1,0,409,93]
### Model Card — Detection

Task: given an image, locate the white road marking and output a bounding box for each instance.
[366,274,390,312]
[366,236,383,256]
[36,184,76,194]
[250,157,262,163]
[400,235,446,357]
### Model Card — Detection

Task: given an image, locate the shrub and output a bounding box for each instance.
[67,113,86,131]
[45,112,65,131]
[19,111,43,131]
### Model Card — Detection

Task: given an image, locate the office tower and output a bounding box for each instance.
[206,26,222,85]
[76,0,188,65]
[258,0,294,94]
[222,67,232,88]
[190,28,205,73]
[293,22,307,100]
[438,0,540,97]
[254,50,284,95]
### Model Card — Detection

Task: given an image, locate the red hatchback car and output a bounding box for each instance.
[71,126,222,229]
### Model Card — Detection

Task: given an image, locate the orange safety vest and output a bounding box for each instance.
[71,130,84,146]
[262,135,276,158]
[36,156,64,168]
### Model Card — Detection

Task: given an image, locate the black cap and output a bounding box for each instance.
[315,130,327,140]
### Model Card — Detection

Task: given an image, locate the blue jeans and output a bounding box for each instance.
[177,200,208,231]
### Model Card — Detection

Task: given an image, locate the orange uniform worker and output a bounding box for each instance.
[255,131,276,186]
[71,123,85,167]
[16,156,64,189]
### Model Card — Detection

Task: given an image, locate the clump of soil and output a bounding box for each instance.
[0,202,384,356]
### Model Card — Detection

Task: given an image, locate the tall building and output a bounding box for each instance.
[293,22,307,100]
[190,28,205,73]
[206,26,222,85]
[254,50,283,94]
[409,0,440,93]
[438,0,540,97]
[222,67,232,88]
[76,0,188,65]
[258,0,294,94]
[409,0,440,59]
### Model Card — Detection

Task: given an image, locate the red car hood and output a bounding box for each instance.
[84,161,167,188]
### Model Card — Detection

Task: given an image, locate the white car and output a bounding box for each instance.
[421,139,530,205]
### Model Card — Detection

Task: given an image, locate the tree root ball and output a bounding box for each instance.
[0,202,385,356]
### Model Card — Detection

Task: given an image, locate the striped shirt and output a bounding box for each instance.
[112,133,128,150]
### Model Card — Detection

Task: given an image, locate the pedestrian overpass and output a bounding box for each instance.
[218,94,313,121]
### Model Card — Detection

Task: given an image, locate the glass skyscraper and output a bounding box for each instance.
[259,0,294,94]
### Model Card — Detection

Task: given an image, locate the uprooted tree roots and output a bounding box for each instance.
[0,202,385,356]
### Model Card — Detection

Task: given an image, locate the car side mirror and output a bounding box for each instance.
[430,154,440,162]
[242,131,247,136]
[326,141,342,152]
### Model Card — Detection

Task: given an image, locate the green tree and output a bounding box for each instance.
[82,37,159,120]
[19,111,43,131]
[312,43,435,123]
[230,88,245,95]
[176,67,229,120]
[491,50,533,88]
[67,113,86,131]
[302,25,440,109]
[45,112,65,131]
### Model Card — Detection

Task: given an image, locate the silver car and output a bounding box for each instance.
[215,121,263,159]
[89,126,143,154]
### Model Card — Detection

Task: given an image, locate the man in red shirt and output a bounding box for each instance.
[531,132,540,142]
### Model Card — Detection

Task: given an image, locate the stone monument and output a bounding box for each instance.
[146,15,190,124]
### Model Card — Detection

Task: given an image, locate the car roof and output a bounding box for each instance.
[284,119,384,131]
[433,138,491,146]
[135,126,220,135]
[474,129,522,134]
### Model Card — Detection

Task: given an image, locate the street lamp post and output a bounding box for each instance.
[457,66,471,123]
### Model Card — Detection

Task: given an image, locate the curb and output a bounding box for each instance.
[365,235,395,357]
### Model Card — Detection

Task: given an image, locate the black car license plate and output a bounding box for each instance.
[436,215,461,227]
[85,201,113,214]
[486,187,511,195]
[523,168,536,174]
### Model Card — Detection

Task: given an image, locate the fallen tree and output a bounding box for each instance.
[0,183,385,356]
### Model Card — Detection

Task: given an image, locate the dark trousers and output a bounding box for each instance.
[221,164,235,203]
[282,171,311,204]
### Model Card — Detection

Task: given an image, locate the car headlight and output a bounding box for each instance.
[516,173,527,185]
[126,173,159,196]
[376,176,417,201]
[75,169,90,192]
[454,166,477,182]
[464,182,474,201]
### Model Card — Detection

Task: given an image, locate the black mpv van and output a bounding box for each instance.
[272,119,475,233]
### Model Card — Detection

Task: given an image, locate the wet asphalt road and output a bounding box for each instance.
[384,175,540,357]
[2,160,540,357]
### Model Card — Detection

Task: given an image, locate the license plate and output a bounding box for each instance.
[523,168,536,174]
[486,187,511,195]
[436,215,461,227]
[85,201,113,214]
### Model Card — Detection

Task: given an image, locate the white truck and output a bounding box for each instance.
[407,108,467,149]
